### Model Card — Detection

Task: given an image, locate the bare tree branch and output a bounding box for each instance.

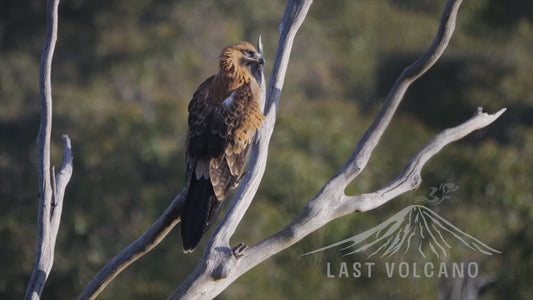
[25,0,73,299]
[331,0,464,186]
[77,191,185,300]
[339,107,506,213]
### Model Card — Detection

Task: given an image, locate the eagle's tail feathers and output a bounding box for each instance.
[181,177,218,253]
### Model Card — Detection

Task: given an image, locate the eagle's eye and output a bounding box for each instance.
[243,49,254,56]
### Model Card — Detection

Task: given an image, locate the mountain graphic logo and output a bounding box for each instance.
[303,183,501,258]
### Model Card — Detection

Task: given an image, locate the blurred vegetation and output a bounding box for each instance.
[1,0,532,299]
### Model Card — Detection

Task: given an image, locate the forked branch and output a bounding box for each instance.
[26,0,74,299]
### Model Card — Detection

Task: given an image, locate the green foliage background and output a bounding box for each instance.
[1,0,532,299]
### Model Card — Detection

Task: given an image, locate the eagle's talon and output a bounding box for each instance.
[232,171,249,188]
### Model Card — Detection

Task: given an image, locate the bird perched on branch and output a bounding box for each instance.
[181,42,265,253]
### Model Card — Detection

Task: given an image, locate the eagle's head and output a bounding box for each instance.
[219,42,264,80]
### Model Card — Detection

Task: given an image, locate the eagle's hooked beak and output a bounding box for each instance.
[243,52,264,66]
[257,54,265,65]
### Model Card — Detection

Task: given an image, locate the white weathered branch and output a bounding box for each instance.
[25,0,73,299]
[77,191,185,300]
[331,0,464,186]
[339,107,506,214]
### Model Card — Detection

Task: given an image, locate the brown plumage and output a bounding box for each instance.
[181,42,265,253]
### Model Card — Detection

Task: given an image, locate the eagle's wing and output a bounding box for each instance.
[183,75,222,250]
[209,81,264,200]
[186,75,217,183]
